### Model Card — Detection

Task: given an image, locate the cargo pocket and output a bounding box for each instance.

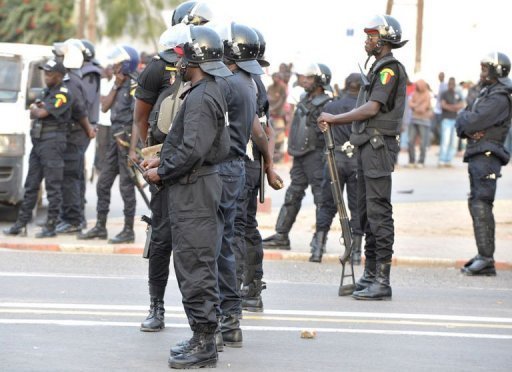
[173,208,217,252]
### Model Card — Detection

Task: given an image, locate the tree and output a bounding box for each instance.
[97,0,182,51]
[0,0,75,44]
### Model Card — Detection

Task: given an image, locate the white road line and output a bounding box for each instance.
[1,303,511,324]
[0,272,144,280]
[0,319,510,340]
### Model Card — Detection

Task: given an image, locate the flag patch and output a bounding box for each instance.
[379,68,395,85]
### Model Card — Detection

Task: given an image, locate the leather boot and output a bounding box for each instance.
[108,216,134,244]
[262,233,290,250]
[171,319,223,356]
[77,214,107,240]
[351,235,363,265]
[3,221,27,236]
[352,261,392,300]
[462,200,496,276]
[241,279,266,312]
[56,222,81,234]
[168,331,217,369]
[221,314,242,348]
[36,219,57,238]
[140,285,165,332]
[354,258,376,291]
[309,231,327,263]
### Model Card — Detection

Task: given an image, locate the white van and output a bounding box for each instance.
[0,43,53,218]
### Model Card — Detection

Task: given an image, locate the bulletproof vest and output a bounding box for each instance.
[81,61,102,124]
[352,55,406,138]
[288,92,331,157]
[148,77,185,145]
[478,86,512,143]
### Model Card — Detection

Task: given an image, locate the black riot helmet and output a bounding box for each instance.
[481,52,511,84]
[364,14,408,51]
[317,63,332,91]
[211,22,263,75]
[181,25,231,77]
[252,27,269,67]
[295,62,331,92]
[81,39,95,61]
[171,1,213,26]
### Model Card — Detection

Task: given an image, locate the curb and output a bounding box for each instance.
[1,242,511,270]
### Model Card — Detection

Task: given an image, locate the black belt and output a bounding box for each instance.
[166,164,219,186]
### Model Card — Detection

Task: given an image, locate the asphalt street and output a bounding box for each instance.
[0,251,511,371]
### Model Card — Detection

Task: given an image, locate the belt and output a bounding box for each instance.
[166,164,219,186]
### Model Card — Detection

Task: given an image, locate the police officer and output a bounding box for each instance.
[209,21,280,348]
[78,45,140,244]
[263,62,332,251]
[311,72,364,264]
[52,39,95,234]
[56,39,102,234]
[318,15,408,301]
[128,2,213,333]
[239,27,283,312]
[3,60,73,238]
[456,52,512,276]
[142,25,231,369]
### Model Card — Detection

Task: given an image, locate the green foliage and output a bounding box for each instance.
[0,0,74,44]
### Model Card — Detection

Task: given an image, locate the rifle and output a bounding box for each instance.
[112,130,150,209]
[127,156,163,193]
[323,125,355,296]
[141,214,152,259]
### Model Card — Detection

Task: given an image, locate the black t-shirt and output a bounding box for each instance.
[41,83,74,126]
[324,93,357,145]
[441,89,463,119]
[368,62,401,111]
[135,57,174,105]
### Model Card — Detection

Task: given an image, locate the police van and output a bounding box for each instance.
[0,43,53,219]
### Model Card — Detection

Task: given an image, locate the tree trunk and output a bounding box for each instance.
[87,0,96,42]
[415,0,424,73]
[386,0,393,14]
[77,0,85,38]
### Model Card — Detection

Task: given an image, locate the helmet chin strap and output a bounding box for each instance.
[365,40,384,68]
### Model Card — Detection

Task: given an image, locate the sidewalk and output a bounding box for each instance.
[1,146,511,270]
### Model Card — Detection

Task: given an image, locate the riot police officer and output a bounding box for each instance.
[263,62,332,251]
[318,15,408,301]
[143,25,231,369]
[3,60,73,238]
[128,2,212,333]
[456,52,512,276]
[311,72,363,264]
[78,45,140,244]
[56,39,102,234]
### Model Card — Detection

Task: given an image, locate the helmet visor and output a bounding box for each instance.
[183,2,213,25]
[159,23,191,52]
[107,46,131,65]
[294,62,321,77]
[363,15,388,34]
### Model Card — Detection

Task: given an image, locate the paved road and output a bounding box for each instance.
[1,251,511,371]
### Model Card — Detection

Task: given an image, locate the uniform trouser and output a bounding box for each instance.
[316,153,362,235]
[233,162,264,287]
[18,133,67,224]
[95,134,136,218]
[217,159,245,316]
[148,186,173,289]
[168,172,222,333]
[94,124,111,173]
[357,164,394,262]
[61,128,90,225]
[467,154,502,258]
[276,150,324,233]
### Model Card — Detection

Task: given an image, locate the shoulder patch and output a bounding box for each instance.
[55,93,68,108]
[379,68,395,85]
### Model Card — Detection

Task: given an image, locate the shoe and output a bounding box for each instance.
[461,255,496,276]
[262,233,290,250]
[3,222,27,236]
[168,332,217,369]
[221,314,242,348]
[415,163,425,169]
[36,219,57,238]
[352,261,392,301]
[56,222,81,234]
[140,298,165,332]
[108,227,134,244]
[170,329,224,356]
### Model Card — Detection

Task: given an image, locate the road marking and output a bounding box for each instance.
[0,272,145,280]
[0,319,510,340]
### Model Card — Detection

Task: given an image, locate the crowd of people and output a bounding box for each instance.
[2,0,511,369]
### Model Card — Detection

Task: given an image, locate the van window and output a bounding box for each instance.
[25,59,48,108]
[0,55,21,103]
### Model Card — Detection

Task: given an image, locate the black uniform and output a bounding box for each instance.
[60,69,89,227]
[274,91,330,239]
[17,84,73,225]
[157,75,230,333]
[215,68,258,318]
[456,81,511,271]
[95,79,137,220]
[350,53,406,263]
[135,56,176,298]
[317,93,362,236]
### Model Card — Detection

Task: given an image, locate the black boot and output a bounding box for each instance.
[354,258,376,291]
[171,319,223,356]
[241,279,266,312]
[221,314,243,348]
[168,331,217,369]
[56,222,82,234]
[352,261,392,300]
[35,219,57,238]
[3,221,27,236]
[462,200,496,276]
[262,233,290,250]
[140,286,165,332]
[77,214,107,240]
[309,231,327,263]
[351,235,363,265]
[108,216,134,244]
